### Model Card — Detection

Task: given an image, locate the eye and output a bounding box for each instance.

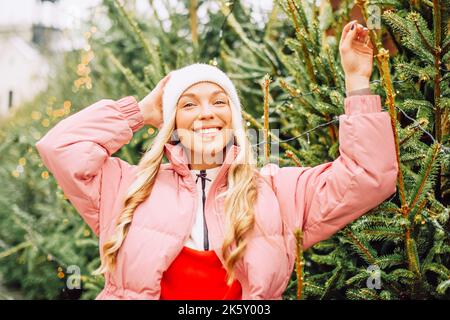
[183,102,195,108]
[214,100,226,105]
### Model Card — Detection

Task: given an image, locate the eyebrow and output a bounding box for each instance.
[179,90,226,99]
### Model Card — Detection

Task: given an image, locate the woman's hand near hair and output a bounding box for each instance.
[138,73,172,128]
[339,20,374,93]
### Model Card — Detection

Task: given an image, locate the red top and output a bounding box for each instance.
[160,246,242,300]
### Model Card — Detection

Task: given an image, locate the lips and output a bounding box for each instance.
[194,127,221,133]
[192,126,223,138]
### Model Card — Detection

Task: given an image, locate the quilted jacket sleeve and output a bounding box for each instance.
[35,96,144,236]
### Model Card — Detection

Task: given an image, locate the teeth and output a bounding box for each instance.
[194,127,220,134]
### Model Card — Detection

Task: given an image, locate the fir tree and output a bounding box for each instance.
[274,0,450,300]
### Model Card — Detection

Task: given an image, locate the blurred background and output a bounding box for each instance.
[0,0,98,116]
[0,0,448,300]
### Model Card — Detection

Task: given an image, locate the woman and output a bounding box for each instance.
[35,21,398,300]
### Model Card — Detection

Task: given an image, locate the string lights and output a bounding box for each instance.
[249,79,450,155]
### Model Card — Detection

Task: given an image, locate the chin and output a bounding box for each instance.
[193,139,225,154]
[182,134,231,163]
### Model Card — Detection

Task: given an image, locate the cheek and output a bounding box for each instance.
[175,111,189,130]
[175,111,194,142]
[216,109,233,145]
[176,110,200,132]
[218,107,233,128]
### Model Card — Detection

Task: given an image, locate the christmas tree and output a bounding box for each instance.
[273,0,449,299]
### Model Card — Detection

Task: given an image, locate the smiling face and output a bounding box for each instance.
[175,82,233,168]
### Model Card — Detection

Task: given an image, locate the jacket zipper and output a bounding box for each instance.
[196,169,210,251]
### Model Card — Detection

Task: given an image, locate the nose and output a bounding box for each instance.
[197,103,215,120]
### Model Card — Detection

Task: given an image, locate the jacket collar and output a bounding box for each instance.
[163,141,240,181]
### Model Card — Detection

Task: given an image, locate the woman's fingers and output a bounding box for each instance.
[356,26,369,43]
[340,20,357,47]
[356,27,374,51]
[340,21,358,51]
[341,22,373,52]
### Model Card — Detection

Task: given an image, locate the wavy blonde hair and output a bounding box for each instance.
[93,98,259,286]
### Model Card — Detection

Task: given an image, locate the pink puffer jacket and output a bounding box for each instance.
[35,95,398,299]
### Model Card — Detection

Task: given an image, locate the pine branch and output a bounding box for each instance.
[0,241,32,260]
[263,1,279,42]
[360,227,404,242]
[399,119,430,147]
[148,0,165,32]
[367,0,403,6]
[420,0,434,7]
[436,280,450,295]
[344,230,377,264]
[410,198,428,234]
[345,270,370,286]
[400,99,434,113]
[279,116,304,146]
[324,114,338,144]
[286,0,317,83]
[294,229,304,300]
[443,35,450,54]
[432,0,444,146]
[375,253,405,268]
[408,143,442,209]
[292,0,311,35]
[111,0,161,73]
[278,77,325,117]
[219,2,272,67]
[351,213,407,231]
[395,62,436,82]
[324,44,343,90]
[377,49,406,207]
[346,288,380,300]
[390,268,416,285]
[104,48,149,98]
[406,238,421,276]
[383,10,434,63]
[241,110,303,159]
[409,12,435,54]
[189,0,199,48]
[320,265,342,299]
[422,262,450,278]
[303,281,325,297]
[285,150,302,166]
[263,74,271,162]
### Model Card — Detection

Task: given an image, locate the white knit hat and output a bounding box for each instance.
[162,63,244,131]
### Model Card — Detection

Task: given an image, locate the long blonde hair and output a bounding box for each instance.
[93,99,259,285]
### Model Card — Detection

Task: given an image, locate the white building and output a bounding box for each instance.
[0,0,96,117]
[0,36,49,116]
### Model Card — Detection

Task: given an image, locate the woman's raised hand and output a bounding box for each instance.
[339,20,374,93]
[138,72,172,128]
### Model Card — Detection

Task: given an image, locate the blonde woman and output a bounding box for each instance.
[36,21,398,300]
